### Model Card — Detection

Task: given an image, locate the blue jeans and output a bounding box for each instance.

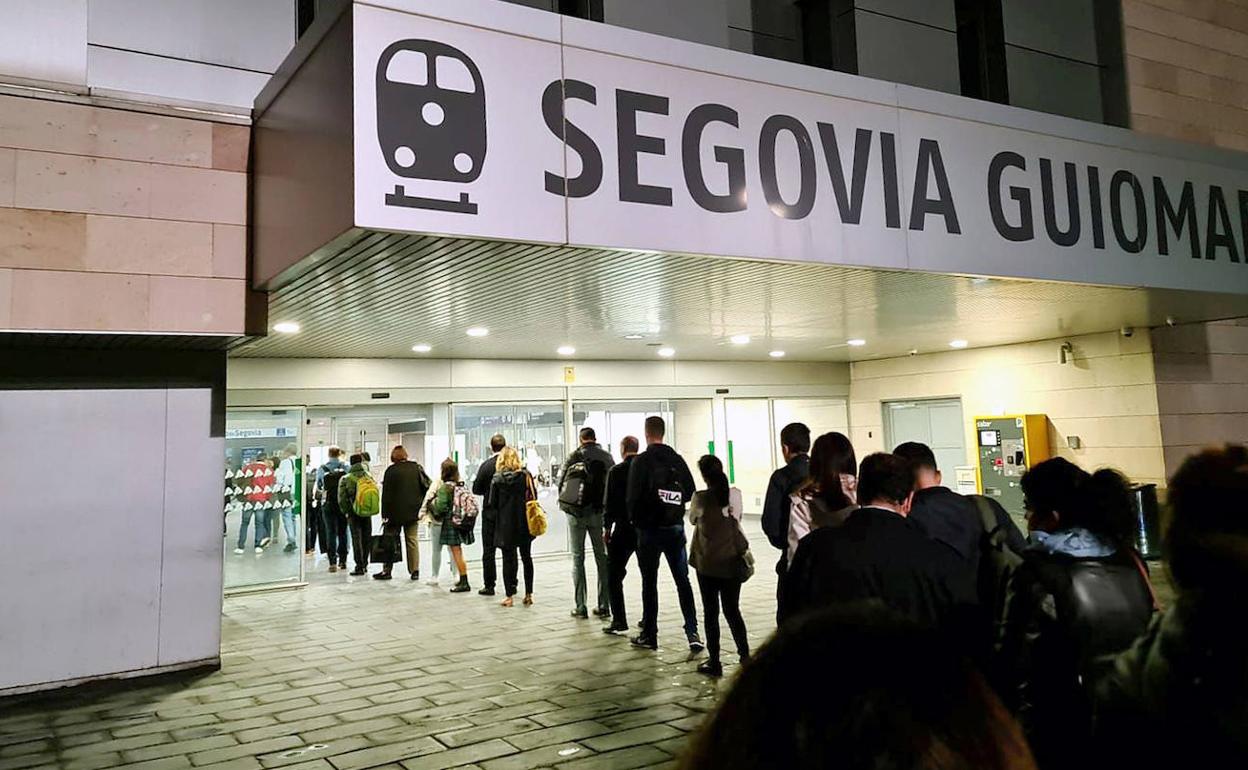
[237,508,269,549]
[637,525,699,640]
[568,511,609,613]
[281,507,297,545]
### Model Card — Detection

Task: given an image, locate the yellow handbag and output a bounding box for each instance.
[525,472,547,537]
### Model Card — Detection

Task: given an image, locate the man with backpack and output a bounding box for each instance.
[339,453,380,576]
[625,416,703,653]
[761,423,811,623]
[318,448,349,573]
[558,427,615,620]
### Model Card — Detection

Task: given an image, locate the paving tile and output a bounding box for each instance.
[122,735,237,763]
[433,718,538,749]
[189,737,304,767]
[397,739,517,770]
[480,742,594,770]
[504,722,612,752]
[320,736,441,770]
[554,746,670,770]
[581,725,683,754]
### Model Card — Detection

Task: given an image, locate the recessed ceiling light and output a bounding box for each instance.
[556,345,576,356]
[769,350,786,358]
[847,338,866,347]
[730,334,751,345]
[273,321,300,334]
[466,327,489,337]
[411,344,432,353]
[657,347,676,358]
[949,339,969,349]
[624,334,644,340]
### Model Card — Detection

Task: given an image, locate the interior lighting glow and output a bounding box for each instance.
[411,344,432,353]
[273,321,300,334]
[657,347,676,358]
[769,350,786,358]
[847,339,867,347]
[949,339,969,349]
[624,334,644,340]
[466,327,490,337]
[730,334,751,345]
[557,345,576,356]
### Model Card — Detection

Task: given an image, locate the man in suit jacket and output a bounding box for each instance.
[472,434,506,595]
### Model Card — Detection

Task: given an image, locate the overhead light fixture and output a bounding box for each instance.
[769,350,786,358]
[949,339,969,349]
[847,338,866,347]
[623,334,644,340]
[556,345,576,356]
[657,347,676,358]
[730,334,751,345]
[411,344,432,353]
[466,327,489,337]
[273,321,300,334]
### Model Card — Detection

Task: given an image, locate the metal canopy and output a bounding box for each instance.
[230,230,1248,362]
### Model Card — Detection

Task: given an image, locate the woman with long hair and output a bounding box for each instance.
[489,446,536,607]
[422,457,472,592]
[998,457,1154,768]
[786,431,858,565]
[689,455,751,677]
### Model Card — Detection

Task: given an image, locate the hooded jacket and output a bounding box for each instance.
[337,462,369,516]
[625,443,696,530]
[489,468,534,548]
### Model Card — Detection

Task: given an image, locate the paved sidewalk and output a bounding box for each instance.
[0,541,781,770]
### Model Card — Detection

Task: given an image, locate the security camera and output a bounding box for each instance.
[1120,326,1134,338]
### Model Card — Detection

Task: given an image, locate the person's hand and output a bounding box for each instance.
[603,526,612,546]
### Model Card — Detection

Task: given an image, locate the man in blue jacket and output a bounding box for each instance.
[760,423,811,624]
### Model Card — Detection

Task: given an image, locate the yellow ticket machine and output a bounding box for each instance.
[974,414,1050,525]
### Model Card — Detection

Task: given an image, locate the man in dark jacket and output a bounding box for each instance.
[626,416,703,652]
[602,435,639,635]
[375,445,430,581]
[338,453,373,576]
[318,447,349,573]
[558,427,615,619]
[761,422,811,622]
[782,452,976,632]
[472,434,506,595]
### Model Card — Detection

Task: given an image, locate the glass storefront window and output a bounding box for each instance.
[223,409,304,591]
[454,403,567,556]
[573,400,714,468]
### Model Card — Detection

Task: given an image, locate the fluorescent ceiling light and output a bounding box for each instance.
[847,338,866,347]
[557,345,576,356]
[273,321,300,334]
[730,334,751,345]
[466,327,489,337]
[769,350,786,358]
[411,344,432,353]
[657,347,676,358]
[949,339,969,349]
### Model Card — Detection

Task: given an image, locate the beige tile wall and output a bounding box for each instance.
[0,94,250,335]
[1123,0,1248,151]
[849,331,1168,487]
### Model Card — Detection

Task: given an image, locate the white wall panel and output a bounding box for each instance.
[87,46,272,111]
[88,0,295,73]
[0,0,88,86]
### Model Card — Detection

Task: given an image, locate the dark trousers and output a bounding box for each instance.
[481,512,498,590]
[637,525,699,640]
[774,556,786,626]
[306,497,324,553]
[697,573,750,664]
[348,515,372,572]
[502,538,534,597]
[606,523,637,627]
[322,508,349,566]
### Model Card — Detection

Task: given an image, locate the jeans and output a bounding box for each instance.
[568,511,609,613]
[606,523,637,627]
[237,508,269,549]
[322,508,349,566]
[637,525,699,640]
[381,520,420,575]
[697,573,750,664]
[481,512,498,590]
[502,538,534,597]
[349,515,373,572]
[428,520,460,581]
[281,507,297,545]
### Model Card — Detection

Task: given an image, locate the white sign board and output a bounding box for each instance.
[352,2,1248,295]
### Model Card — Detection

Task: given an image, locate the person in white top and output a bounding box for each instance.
[787,432,858,567]
[689,454,753,678]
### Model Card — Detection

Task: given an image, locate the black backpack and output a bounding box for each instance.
[648,461,689,527]
[322,469,345,514]
[558,451,607,514]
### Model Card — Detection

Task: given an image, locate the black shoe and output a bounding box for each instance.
[697,660,723,677]
[373,572,392,581]
[592,607,611,618]
[450,577,471,593]
[603,624,629,636]
[349,569,366,576]
[688,635,706,654]
[478,587,495,596]
[410,571,419,581]
[630,635,658,650]
[570,609,589,619]
[637,620,644,630]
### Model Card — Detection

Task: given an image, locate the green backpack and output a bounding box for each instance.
[354,474,381,516]
[432,484,454,522]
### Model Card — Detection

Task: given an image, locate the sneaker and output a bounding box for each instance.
[328,564,339,573]
[373,572,392,581]
[602,624,629,636]
[254,547,264,554]
[425,578,440,587]
[688,635,706,654]
[259,537,271,548]
[233,548,245,555]
[592,608,611,618]
[630,635,658,650]
[697,660,724,678]
[283,542,297,552]
[478,587,496,596]
[570,609,589,619]
[349,569,366,576]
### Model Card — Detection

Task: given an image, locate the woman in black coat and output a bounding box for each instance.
[996,458,1154,769]
[376,446,429,580]
[489,446,535,607]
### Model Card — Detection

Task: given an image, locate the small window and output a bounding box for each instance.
[385,49,429,86]
[434,55,476,93]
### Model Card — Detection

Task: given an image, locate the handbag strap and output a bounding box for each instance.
[525,471,537,502]
[1129,548,1161,612]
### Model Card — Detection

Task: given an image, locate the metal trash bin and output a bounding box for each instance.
[1131,483,1162,560]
